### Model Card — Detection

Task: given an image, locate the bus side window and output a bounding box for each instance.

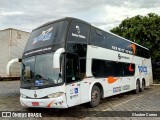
[92,59,105,77]
[92,59,113,78]
[66,54,80,83]
[123,63,135,76]
[112,62,123,77]
[104,61,113,77]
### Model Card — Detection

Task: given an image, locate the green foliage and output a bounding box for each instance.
[110,13,160,81]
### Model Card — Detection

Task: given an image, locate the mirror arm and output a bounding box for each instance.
[6,58,22,76]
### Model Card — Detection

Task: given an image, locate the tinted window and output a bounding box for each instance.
[136,46,142,57]
[68,21,90,43]
[92,59,135,78]
[92,59,105,77]
[92,59,112,78]
[91,27,150,59]
[91,27,132,54]
[123,63,135,76]
[112,62,123,77]
[66,54,80,83]
[91,28,105,47]
[145,50,150,58]
[136,46,150,58]
[104,61,113,76]
[66,43,87,57]
[25,20,68,52]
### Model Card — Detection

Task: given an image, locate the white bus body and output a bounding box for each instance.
[8,17,152,108]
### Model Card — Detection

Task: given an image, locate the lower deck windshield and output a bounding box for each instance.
[21,52,63,88]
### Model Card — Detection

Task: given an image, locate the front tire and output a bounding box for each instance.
[89,85,101,108]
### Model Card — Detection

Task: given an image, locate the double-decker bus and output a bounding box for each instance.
[7,17,153,108]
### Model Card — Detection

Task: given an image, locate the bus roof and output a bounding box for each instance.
[32,17,90,32]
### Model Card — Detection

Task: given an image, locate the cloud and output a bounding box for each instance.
[0,11,24,16]
[0,0,160,32]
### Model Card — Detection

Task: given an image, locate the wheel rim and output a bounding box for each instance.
[92,90,99,102]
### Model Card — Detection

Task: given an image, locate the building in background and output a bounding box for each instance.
[0,28,30,80]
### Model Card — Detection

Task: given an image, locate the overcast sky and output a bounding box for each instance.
[0,0,160,32]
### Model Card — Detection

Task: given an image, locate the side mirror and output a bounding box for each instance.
[53,48,65,69]
[6,58,22,76]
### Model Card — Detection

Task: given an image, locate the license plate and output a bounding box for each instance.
[32,102,39,106]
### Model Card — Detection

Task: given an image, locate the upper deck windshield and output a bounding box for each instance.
[24,20,68,56]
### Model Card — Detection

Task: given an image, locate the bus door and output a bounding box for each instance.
[65,53,81,107]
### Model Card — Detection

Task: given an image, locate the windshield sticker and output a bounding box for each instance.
[32,27,53,44]
[35,80,44,86]
[70,87,79,99]
[72,25,86,39]
[74,88,78,94]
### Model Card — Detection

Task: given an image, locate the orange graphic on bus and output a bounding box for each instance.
[129,63,134,72]
[106,76,119,84]
[129,44,136,55]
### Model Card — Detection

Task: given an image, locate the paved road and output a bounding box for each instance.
[0,81,160,120]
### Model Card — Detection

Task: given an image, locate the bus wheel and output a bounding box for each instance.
[140,80,145,92]
[89,85,101,108]
[134,80,140,94]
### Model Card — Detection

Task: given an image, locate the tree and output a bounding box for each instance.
[110,13,160,81]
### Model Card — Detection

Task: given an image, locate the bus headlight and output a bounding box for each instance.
[48,92,63,98]
[21,94,27,98]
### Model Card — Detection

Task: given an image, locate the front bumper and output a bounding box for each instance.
[20,94,68,108]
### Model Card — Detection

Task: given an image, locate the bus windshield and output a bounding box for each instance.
[21,52,63,89]
[24,20,68,53]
